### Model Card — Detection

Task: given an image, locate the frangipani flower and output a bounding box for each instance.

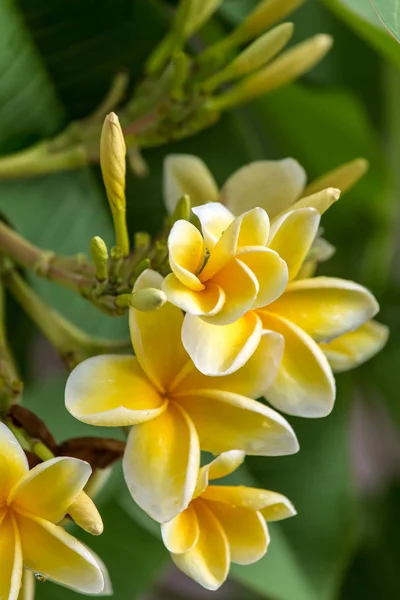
[163,204,289,328]
[162,450,296,591]
[65,269,298,524]
[0,423,105,599]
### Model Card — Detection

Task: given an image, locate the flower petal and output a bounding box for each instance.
[164,154,219,214]
[130,270,189,392]
[195,451,245,498]
[206,501,269,565]
[10,457,91,523]
[161,503,199,554]
[0,514,23,600]
[192,202,235,249]
[0,423,28,501]
[221,159,306,218]
[181,312,263,376]
[237,247,288,309]
[123,403,200,523]
[320,320,389,373]
[162,274,225,316]
[172,499,230,591]
[259,311,336,417]
[290,187,340,215]
[18,570,35,600]
[204,258,258,325]
[201,486,296,521]
[177,390,299,456]
[268,207,320,281]
[65,355,166,426]
[167,220,206,291]
[236,207,270,248]
[268,277,379,342]
[16,512,104,594]
[177,329,284,398]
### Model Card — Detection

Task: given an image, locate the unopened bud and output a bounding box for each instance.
[68,491,104,536]
[202,23,293,92]
[100,112,126,215]
[210,34,333,110]
[130,287,167,312]
[171,194,192,224]
[90,236,108,281]
[292,187,341,216]
[186,0,224,36]
[230,0,306,45]
[304,158,369,196]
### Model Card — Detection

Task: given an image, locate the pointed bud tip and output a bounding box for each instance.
[106,112,119,125]
[314,34,334,50]
[327,187,341,201]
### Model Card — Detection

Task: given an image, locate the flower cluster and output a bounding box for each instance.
[63,125,387,590]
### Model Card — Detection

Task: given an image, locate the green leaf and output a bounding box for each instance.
[323,0,400,68]
[371,0,400,43]
[245,381,357,600]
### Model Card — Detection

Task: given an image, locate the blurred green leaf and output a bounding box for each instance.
[323,0,400,68]
[371,0,400,43]
[246,380,357,600]
[249,83,393,290]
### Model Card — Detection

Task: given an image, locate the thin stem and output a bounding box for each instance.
[0,282,22,413]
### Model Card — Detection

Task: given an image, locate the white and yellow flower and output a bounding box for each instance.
[162,450,296,591]
[0,423,105,599]
[65,269,298,524]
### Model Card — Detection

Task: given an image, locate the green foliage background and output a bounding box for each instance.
[1,0,399,598]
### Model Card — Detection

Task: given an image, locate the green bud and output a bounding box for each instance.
[131,287,167,312]
[171,194,192,224]
[90,236,108,281]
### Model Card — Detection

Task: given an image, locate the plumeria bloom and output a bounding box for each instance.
[0,423,105,599]
[163,204,289,329]
[162,450,296,591]
[66,269,298,524]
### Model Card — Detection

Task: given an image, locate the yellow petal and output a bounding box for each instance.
[268,207,320,281]
[163,154,219,214]
[259,311,335,417]
[0,514,23,600]
[177,390,299,456]
[221,159,306,218]
[303,158,368,197]
[176,329,284,398]
[0,423,28,501]
[206,501,269,565]
[290,187,340,215]
[162,274,225,316]
[195,451,245,498]
[237,247,288,309]
[16,512,104,594]
[130,270,189,393]
[161,503,199,554]
[201,486,296,521]
[181,312,263,376]
[268,277,379,342]
[167,220,206,291]
[65,355,166,426]
[192,202,235,249]
[123,403,200,523]
[320,320,389,373]
[236,207,270,248]
[10,457,91,524]
[172,499,230,591]
[68,492,103,536]
[205,258,258,325]
[17,570,34,600]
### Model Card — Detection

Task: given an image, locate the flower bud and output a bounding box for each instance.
[186,0,224,36]
[304,158,369,196]
[68,491,104,536]
[171,194,192,225]
[90,236,108,281]
[100,112,126,215]
[210,35,333,110]
[230,0,306,45]
[130,287,167,312]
